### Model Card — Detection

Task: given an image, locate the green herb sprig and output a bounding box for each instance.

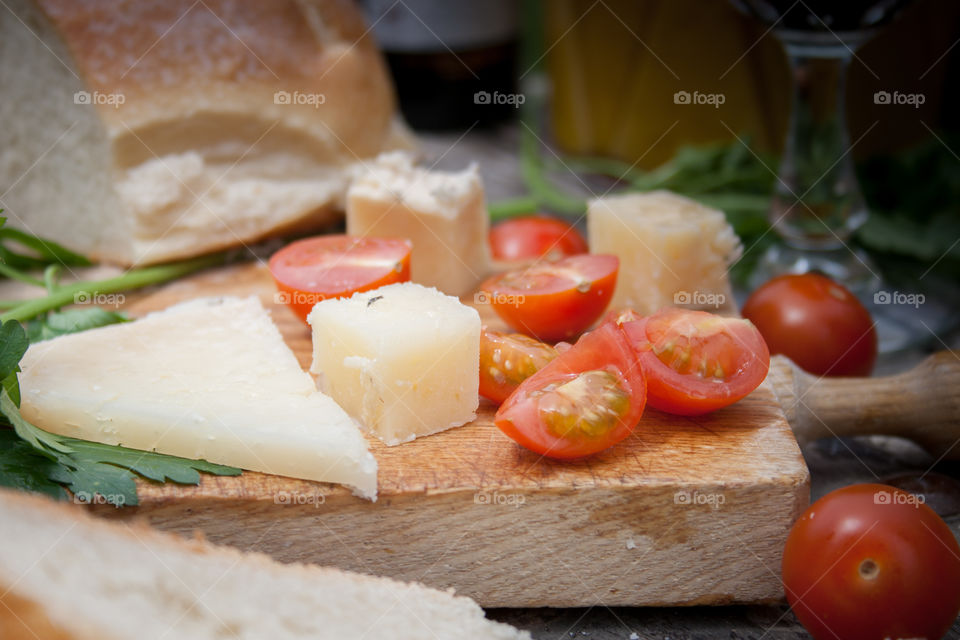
[0,216,239,505]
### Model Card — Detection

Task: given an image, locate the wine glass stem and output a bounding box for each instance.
[771,48,868,250]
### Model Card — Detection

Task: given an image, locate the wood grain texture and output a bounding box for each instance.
[768,352,960,458]
[90,262,810,607]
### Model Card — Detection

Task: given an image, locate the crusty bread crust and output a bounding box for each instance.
[2,0,412,265]
[0,589,90,640]
[34,0,396,156]
[0,489,528,639]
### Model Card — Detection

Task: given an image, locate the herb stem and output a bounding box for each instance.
[0,263,44,288]
[488,196,540,221]
[0,253,225,323]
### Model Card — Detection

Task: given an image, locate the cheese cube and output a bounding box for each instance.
[587,191,742,314]
[18,297,378,500]
[346,152,490,296]
[308,282,480,445]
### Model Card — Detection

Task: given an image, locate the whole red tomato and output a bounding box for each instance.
[782,483,960,640]
[742,273,877,376]
[489,216,588,262]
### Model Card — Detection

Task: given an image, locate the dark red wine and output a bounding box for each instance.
[732,0,911,32]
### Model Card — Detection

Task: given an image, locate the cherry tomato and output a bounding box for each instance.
[742,274,877,377]
[489,216,588,262]
[480,254,619,343]
[494,323,646,459]
[479,328,559,404]
[783,483,960,640]
[618,308,769,415]
[269,235,411,323]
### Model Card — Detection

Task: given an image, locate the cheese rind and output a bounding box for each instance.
[308,282,480,446]
[346,152,490,296]
[587,190,742,315]
[17,296,378,500]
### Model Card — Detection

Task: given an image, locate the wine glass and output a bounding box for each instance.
[731,0,936,353]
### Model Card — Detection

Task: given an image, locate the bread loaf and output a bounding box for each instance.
[0,489,530,640]
[0,0,414,265]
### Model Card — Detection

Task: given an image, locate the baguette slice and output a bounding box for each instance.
[0,0,414,266]
[0,489,530,640]
[18,296,377,499]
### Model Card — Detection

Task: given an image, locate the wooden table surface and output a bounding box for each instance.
[88,260,807,609]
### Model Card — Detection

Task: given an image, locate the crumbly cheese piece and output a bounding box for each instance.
[587,190,742,314]
[308,282,480,446]
[17,297,377,500]
[346,152,490,296]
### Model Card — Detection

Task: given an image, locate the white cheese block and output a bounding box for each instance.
[308,282,480,446]
[587,190,742,315]
[17,297,378,500]
[346,151,490,296]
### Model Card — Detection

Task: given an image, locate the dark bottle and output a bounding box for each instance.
[360,0,520,131]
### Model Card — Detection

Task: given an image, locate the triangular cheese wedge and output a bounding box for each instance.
[18,296,377,500]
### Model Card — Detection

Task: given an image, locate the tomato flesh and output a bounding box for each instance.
[742,273,877,376]
[536,370,631,439]
[480,254,619,343]
[479,328,558,404]
[489,216,588,261]
[269,235,411,323]
[782,483,960,640]
[494,322,646,459]
[619,308,769,415]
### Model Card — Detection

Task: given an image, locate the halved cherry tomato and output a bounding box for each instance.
[269,235,411,323]
[494,323,646,459]
[479,328,559,404]
[605,308,644,326]
[618,308,769,415]
[783,483,960,640]
[742,273,876,376]
[480,254,619,343]
[489,215,588,261]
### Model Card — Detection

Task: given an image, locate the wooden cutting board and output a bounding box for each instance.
[91,262,809,607]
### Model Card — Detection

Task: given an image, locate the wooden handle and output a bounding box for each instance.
[767,352,960,458]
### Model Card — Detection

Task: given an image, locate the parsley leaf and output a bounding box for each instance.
[26,308,129,342]
[0,320,28,408]
[0,390,241,506]
[0,221,240,505]
[0,430,64,500]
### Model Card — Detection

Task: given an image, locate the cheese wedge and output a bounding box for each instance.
[18,296,378,500]
[308,282,480,446]
[587,190,742,314]
[346,151,490,296]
